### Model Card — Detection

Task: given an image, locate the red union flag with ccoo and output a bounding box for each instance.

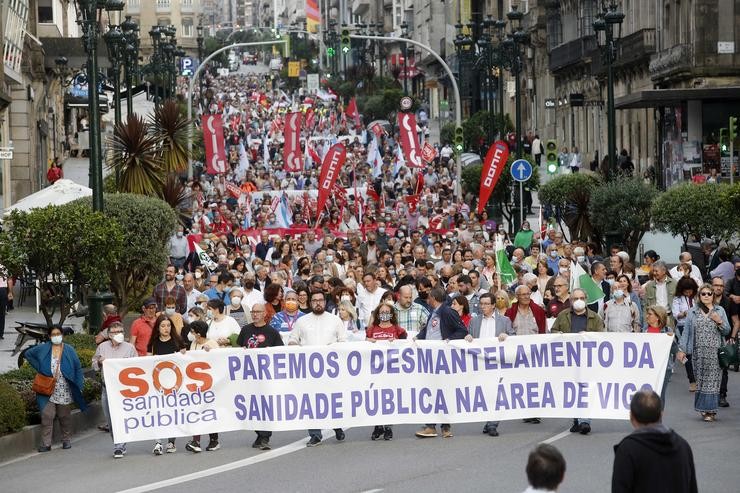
[283,112,304,172]
[477,140,510,214]
[315,143,347,220]
[421,142,437,164]
[397,112,423,168]
[202,115,227,174]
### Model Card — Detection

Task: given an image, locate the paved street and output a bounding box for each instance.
[1,367,738,492]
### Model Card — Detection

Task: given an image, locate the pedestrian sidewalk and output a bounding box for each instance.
[0,303,86,373]
[60,157,91,188]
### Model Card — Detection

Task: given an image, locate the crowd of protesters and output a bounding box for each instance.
[85,71,740,460]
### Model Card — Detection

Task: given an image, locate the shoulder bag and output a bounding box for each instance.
[32,345,64,396]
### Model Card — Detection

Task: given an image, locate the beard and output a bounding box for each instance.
[312,306,325,315]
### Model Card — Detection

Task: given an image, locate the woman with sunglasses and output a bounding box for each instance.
[677,284,731,422]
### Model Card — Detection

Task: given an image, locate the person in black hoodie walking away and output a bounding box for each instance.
[612,389,697,493]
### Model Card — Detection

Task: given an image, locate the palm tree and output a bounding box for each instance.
[150,99,191,173]
[106,115,165,196]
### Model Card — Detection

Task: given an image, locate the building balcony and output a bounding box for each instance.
[352,0,370,15]
[618,28,656,67]
[156,1,171,14]
[548,35,596,73]
[181,2,195,14]
[649,43,693,82]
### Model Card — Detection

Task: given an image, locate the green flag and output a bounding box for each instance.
[496,238,517,286]
[570,261,606,304]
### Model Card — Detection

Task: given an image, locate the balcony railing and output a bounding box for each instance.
[549,35,596,73]
[618,28,656,66]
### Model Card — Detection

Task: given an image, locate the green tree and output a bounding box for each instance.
[589,178,658,260]
[73,193,177,318]
[106,115,165,196]
[0,203,124,326]
[539,173,603,243]
[150,100,192,174]
[651,182,738,247]
[461,155,540,233]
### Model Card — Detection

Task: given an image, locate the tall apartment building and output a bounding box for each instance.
[125,0,203,57]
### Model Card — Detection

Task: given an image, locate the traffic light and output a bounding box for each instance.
[730,116,738,141]
[341,29,350,53]
[719,128,729,156]
[326,46,335,57]
[454,126,464,153]
[546,139,558,174]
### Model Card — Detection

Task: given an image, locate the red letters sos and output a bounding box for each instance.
[118,361,213,398]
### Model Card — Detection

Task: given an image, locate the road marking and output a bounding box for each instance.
[360,489,385,493]
[116,430,339,493]
[542,428,573,444]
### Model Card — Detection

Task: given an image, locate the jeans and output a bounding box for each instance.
[0,287,7,338]
[102,386,126,450]
[484,421,499,431]
[577,418,591,426]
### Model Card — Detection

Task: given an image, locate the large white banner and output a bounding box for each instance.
[103,334,673,443]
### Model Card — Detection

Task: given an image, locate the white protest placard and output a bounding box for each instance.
[103,334,673,443]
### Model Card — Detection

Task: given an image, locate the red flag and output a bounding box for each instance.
[346,97,361,127]
[202,115,227,174]
[370,123,384,139]
[397,112,423,168]
[477,140,510,214]
[224,181,242,199]
[315,143,347,220]
[305,108,315,129]
[283,112,304,172]
[421,142,438,164]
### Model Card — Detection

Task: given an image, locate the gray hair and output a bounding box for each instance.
[652,260,667,272]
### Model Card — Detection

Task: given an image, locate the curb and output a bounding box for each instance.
[0,402,102,464]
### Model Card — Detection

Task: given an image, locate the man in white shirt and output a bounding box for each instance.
[669,252,704,287]
[465,293,514,437]
[289,290,346,447]
[240,271,265,311]
[168,226,189,270]
[356,272,386,325]
[183,274,202,316]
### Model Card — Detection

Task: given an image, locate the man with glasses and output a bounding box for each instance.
[289,291,347,447]
[236,303,284,450]
[93,321,137,458]
[547,276,571,318]
[551,288,605,435]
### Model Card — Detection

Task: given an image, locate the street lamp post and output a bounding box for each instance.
[103,25,123,126]
[505,6,529,160]
[74,0,124,212]
[593,3,624,181]
[400,21,409,95]
[121,16,139,118]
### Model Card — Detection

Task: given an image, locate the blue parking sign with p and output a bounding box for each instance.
[181,57,194,76]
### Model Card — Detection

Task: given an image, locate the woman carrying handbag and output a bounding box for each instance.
[24,325,87,452]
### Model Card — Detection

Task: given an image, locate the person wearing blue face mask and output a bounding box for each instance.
[604,288,640,333]
[25,325,86,452]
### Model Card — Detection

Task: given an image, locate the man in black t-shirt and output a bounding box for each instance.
[236,303,283,450]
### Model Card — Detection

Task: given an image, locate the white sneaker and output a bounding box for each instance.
[152,442,163,455]
[166,442,176,453]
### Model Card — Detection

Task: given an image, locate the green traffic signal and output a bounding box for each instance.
[546,139,558,174]
[454,126,464,152]
[327,47,335,57]
[341,29,350,53]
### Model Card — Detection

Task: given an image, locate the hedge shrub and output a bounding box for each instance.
[64,333,97,352]
[0,380,26,434]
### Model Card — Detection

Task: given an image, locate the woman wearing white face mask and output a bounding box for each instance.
[25,325,87,453]
[92,321,137,458]
[225,288,251,327]
[183,321,220,454]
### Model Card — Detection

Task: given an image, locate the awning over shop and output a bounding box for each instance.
[615,86,740,109]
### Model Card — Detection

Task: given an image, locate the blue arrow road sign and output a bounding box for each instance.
[510,159,533,182]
